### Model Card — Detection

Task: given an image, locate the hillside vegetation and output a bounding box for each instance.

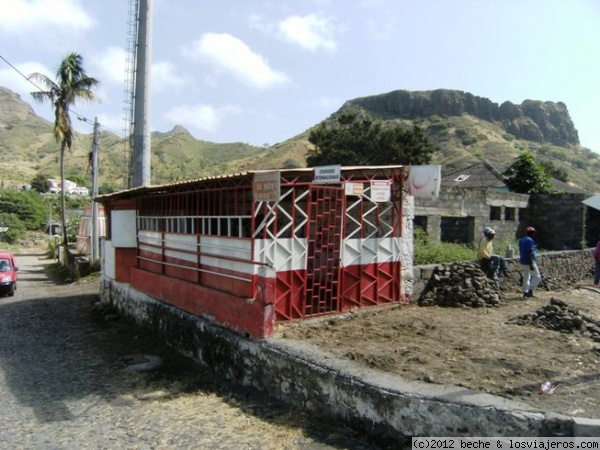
[1,86,599,193]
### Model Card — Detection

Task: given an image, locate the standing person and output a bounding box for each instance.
[477,227,508,288]
[519,226,541,298]
[593,240,600,286]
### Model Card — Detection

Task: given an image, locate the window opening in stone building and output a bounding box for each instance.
[504,207,516,221]
[440,216,471,244]
[490,206,501,221]
[413,216,428,234]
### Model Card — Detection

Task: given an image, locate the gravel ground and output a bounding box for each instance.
[0,250,393,450]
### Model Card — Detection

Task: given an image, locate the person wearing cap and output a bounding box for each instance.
[477,227,507,288]
[519,226,541,298]
[593,240,600,286]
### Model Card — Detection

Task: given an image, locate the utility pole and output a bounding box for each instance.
[131,0,152,187]
[91,117,99,261]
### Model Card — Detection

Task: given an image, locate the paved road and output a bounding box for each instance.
[0,250,390,449]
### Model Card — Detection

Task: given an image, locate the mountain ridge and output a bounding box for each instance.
[1,85,598,193]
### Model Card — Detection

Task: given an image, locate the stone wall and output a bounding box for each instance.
[414,187,529,245]
[100,278,575,439]
[526,193,588,251]
[412,248,595,300]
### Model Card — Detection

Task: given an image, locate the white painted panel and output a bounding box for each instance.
[199,236,252,261]
[112,210,137,248]
[342,237,403,266]
[139,231,161,246]
[200,255,253,275]
[165,249,196,263]
[164,233,197,250]
[254,238,307,272]
[139,243,160,255]
[102,239,115,280]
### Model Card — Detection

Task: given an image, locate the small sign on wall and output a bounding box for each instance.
[345,182,364,196]
[314,165,341,184]
[253,171,281,202]
[370,180,391,202]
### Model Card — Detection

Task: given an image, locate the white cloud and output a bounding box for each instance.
[278,14,337,52]
[0,0,93,35]
[182,32,290,90]
[91,47,127,85]
[163,103,242,134]
[152,61,193,93]
[0,61,52,101]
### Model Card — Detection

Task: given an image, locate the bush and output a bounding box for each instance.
[413,228,519,265]
[0,212,26,244]
[413,228,475,265]
[0,189,46,230]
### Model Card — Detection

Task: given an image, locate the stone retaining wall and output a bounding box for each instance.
[412,248,595,301]
[100,278,580,440]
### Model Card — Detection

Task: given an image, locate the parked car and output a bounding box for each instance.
[0,251,18,296]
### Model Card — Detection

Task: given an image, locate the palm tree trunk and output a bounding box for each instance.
[60,142,68,249]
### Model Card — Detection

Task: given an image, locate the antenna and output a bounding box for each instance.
[122,0,139,189]
[130,0,152,188]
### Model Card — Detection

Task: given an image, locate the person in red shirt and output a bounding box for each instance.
[593,241,600,286]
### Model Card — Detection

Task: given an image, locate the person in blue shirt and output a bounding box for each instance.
[519,226,541,298]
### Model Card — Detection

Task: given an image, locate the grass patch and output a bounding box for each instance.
[414,228,519,265]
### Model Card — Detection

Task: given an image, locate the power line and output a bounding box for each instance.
[0,52,124,138]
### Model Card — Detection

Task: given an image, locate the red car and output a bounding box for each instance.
[0,251,18,296]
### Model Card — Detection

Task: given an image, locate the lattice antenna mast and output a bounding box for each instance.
[130,0,152,188]
[122,0,139,188]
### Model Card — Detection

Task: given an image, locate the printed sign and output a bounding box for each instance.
[314,165,341,184]
[345,182,364,196]
[253,171,280,202]
[370,180,391,202]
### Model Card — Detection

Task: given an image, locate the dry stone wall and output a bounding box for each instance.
[412,248,595,303]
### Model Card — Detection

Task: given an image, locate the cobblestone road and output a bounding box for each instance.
[0,251,391,449]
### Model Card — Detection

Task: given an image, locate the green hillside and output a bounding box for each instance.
[1,86,599,193]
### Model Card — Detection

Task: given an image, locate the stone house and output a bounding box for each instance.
[414,160,594,250]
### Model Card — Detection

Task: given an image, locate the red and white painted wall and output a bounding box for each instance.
[99,166,422,338]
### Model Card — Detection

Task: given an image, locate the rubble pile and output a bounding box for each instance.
[418,261,504,308]
[509,297,600,341]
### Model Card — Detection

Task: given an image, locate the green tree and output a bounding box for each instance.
[31,173,51,193]
[66,173,88,188]
[29,53,98,248]
[0,189,46,230]
[306,114,433,167]
[503,152,553,194]
[0,212,26,244]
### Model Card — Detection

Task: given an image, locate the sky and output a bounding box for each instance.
[0,0,599,153]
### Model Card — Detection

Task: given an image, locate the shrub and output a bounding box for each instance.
[413,228,519,265]
[0,212,26,244]
[0,189,45,230]
[413,228,475,265]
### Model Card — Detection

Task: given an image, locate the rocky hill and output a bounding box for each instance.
[1,85,599,193]
[343,89,579,147]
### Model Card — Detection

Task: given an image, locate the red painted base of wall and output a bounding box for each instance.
[273,261,403,320]
[115,248,137,283]
[130,267,275,338]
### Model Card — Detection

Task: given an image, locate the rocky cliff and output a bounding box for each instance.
[342,89,579,147]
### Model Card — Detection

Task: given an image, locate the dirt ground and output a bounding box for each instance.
[275,287,600,419]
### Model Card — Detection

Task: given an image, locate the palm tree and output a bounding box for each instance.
[29,53,99,249]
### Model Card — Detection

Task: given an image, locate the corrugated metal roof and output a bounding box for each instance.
[95,165,405,201]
